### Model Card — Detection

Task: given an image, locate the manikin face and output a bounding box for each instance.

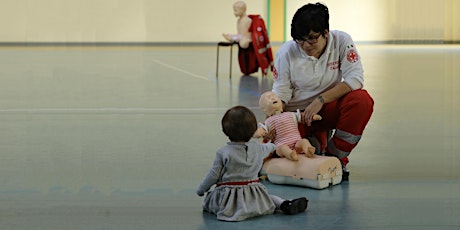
[233,2,245,17]
[259,91,283,116]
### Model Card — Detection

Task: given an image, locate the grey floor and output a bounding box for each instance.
[0,44,459,230]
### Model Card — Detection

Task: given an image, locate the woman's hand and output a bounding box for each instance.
[302,98,324,126]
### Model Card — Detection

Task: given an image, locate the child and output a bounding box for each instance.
[196,105,308,221]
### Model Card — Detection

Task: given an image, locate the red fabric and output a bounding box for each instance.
[237,15,274,76]
[238,43,259,75]
[216,179,260,187]
[298,126,328,152]
[298,89,374,165]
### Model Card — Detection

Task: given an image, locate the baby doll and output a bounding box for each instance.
[254,91,321,161]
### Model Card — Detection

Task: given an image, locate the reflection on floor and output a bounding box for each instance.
[0,44,459,229]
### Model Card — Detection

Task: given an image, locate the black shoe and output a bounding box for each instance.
[342,164,350,181]
[280,197,308,215]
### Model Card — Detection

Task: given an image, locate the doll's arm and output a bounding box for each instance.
[222,33,242,42]
[295,109,322,123]
[254,122,276,144]
[313,114,322,121]
[253,123,268,138]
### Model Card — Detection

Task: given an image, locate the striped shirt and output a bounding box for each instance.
[265,111,301,149]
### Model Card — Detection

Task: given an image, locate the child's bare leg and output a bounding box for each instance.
[295,139,315,158]
[276,145,298,161]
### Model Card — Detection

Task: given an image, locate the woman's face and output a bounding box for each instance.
[296,30,329,58]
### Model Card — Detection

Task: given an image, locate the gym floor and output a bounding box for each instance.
[0,44,459,229]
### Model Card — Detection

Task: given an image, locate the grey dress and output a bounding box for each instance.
[196,140,277,221]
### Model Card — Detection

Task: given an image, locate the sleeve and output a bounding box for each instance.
[294,109,301,123]
[272,45,293,104]
[338,32,364,90]
[264,119,271,133]
[259,142,276,158]
[196,152,223,196]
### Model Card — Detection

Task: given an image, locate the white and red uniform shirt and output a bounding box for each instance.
[272,30,364,111]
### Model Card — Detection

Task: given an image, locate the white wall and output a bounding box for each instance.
[0,0,458,43]
[0,0,266,43]
[286,0,457,42]
[389,0,444,41]
[286,0,390,42]
[445,0,460,41]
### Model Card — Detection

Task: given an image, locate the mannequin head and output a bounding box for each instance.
[233,1,247,17]
[259,91,283,117]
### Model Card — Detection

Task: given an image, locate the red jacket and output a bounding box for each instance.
[238,15,274,76]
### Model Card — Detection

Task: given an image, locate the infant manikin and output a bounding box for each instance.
[254,91,321,161]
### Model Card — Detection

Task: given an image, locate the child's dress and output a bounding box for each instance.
[196,140,277,221]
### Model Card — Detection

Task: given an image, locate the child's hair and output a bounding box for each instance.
[221,106,257,142]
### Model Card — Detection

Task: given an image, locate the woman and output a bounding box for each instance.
[272,2,374,180]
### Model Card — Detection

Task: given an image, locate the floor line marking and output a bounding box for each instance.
[152,59,209,81]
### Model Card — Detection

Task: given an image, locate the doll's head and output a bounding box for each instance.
[259,91,283,117]
[222,106,257,142]
[233,1,247,17]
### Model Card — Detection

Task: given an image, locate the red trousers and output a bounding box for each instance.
[298,89,374,166]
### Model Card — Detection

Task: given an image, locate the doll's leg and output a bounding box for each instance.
[276,145,298,161]
[295,139,315,158]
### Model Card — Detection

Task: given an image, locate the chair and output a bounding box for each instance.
[216,41,237,78]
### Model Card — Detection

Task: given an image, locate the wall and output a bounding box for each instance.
[445,0,460,41]
[286,0,458,43]
[0,0,458,43]
[286,0,390,42]
[0,0,266,43]
[389,0,444,41]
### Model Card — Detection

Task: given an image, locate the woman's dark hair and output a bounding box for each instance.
[221,106,257,142]
[291,2,329,40]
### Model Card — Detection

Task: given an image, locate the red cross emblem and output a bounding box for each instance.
[347,49,359,63]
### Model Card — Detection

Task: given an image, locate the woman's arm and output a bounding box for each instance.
[302,82,352,126]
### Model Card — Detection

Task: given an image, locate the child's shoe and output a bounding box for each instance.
[280,197,308,215]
